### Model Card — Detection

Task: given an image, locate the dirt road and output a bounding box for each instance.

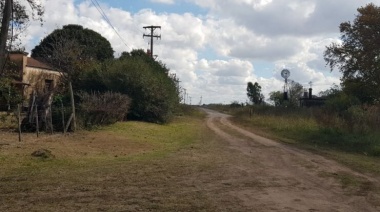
[203,108,380,211]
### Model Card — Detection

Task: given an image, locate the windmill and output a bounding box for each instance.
[281,69,290,100]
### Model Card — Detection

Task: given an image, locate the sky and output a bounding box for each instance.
[20,0,380,104]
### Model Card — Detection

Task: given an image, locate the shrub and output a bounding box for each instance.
[230,101,243,108]
[0,78,23,111]
[78,91,131,128]
[342,104,380,133]
[103,51,180,123]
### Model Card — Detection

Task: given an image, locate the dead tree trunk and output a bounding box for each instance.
[0,0,12,76]
[69,82,76,131]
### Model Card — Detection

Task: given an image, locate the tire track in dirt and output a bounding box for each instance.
[202,108,380,211]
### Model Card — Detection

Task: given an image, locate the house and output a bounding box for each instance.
[2,52,61,109]
[299,88,326,107]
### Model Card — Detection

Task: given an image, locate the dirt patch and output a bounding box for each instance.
[202,108,380,211]
[31,149,55,159]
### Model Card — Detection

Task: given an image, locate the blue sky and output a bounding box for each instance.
[23,0,380,104]
[105,0,207,15]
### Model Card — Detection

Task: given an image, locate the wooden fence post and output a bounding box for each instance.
[17,104,21,142]
[49,104,53,135]
[65,113,74,133]
[69,81,76,132]
[61,100,66,134]
[35,102,39,138]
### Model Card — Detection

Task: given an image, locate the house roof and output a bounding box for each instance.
[26,57,54,70]
[8,52,55,71]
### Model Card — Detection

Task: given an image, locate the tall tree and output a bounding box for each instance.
[324,3,380,103]
[0,0,44,76]
[32,24,114,62]
[30,25,114,86]
[247,82,263,105]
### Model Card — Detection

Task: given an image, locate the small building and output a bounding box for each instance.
[1,52,61,109]
[299,88,326,107]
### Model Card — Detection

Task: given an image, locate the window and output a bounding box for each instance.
[44,79,53,92]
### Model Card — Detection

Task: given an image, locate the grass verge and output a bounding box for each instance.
[1,108,261,211]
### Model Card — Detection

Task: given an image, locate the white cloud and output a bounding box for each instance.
[21,0,379,104]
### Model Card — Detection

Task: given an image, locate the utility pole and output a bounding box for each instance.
[143,25,161,58]
[183,88,187,104]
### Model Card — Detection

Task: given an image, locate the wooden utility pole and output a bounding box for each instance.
[143,26,161,58]
[0,0,12,76]
[183,88,187,104]
[63,81,76,133]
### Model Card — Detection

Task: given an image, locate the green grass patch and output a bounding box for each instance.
[1,114,205,178]
[103,116,201,158]
[321,150,380,175]
[229,106,380,157]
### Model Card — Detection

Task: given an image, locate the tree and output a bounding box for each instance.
[32,24,114,62]
[103,50,180,123]
[288,80,303,106]
[269,91,284,106]
[319,84,360,113]
[0,0,44,76]
[30,25,114,131]
[319,84,341,98]
[247,82,263,105]
[30,24,114,88]
[269,81,303,107]
[324,3,380,104]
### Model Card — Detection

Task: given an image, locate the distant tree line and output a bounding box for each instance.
[242,3,380,135]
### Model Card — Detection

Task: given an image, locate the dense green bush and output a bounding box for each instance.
[342,104,380,133]
[0,76,23,111]
[315,89,380,133]
[101,50,180,123]
[323,91,361,114]
[49,50,180,126]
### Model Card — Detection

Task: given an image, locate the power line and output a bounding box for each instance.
[90,0,131,50]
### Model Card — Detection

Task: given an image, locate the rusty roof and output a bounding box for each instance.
[26,57,55,70]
